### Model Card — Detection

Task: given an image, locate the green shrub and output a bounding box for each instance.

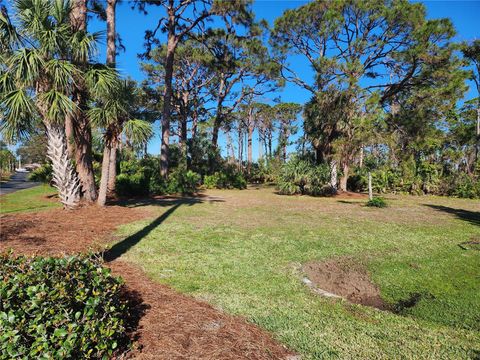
[277,157,330,196]
[203,167,247,190]
[451,174,480,199]
[115,172,149,197]
[0,253,127,359]
[167,168,201,194]
[366,197,388,208]
[28,164,52,183]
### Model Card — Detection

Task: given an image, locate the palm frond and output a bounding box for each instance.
[0,88,36,141]
[44,58,78,90]
[38,89,76,124]
[123,119,154,145]
[85,65,120,98]
[8,48,44,86]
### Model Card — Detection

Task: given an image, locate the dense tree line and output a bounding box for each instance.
[1,0,478,208]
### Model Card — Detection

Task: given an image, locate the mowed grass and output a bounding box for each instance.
[115,187,480,359]
[0,185,59,214]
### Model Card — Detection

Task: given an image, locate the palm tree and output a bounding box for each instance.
[89,81,153,206]
[0,0,117,208]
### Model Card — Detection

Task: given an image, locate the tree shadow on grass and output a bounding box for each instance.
[424,204,480,227]
[104,195,224,262]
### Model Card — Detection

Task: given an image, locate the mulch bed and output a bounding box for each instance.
[0,204,293,359]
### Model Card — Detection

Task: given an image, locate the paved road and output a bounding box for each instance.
[0,171,41,196]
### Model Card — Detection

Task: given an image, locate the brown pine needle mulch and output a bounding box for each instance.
[0,204,294,359]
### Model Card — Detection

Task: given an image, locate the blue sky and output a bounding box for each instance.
[88,1,480,158]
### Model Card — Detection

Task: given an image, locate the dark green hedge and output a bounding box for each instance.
[0,253,128,359]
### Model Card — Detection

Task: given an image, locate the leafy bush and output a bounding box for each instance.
[167,168,201,195]
[115,172,149,197]
[366,197,387,208]
[28,164,52,183]
[0,253,127,359]
[450,174,480,199]
[277,157,330,196]
[203,166,247,190]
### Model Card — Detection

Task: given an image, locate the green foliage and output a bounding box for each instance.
[0,253,127,359]
[115,172,149,197]
[366,197,388,208]
[203,165,247,190]
[167,168,201,195]
[115,157,201,196]
[28,164,52,183]
[277,157,330,196]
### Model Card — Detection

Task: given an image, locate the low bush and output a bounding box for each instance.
[167,168,201,195]
[115,172,149,197]
[0,253,128,359]
[366,197,387,208]
[203,166,247,190]
[277,157,330,196]
[28,164,52,183]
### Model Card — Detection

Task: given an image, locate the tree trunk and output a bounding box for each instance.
[368,172,373,200]
[160,13,177,178]
[475,104,480,171]
[339,161,349,192]
[247,109,253,174]
[330,160,337,193]
[107,136,117,194]
[359,146,364,168]
[97,142,111,207]
[104,0,118,198]
[45,123,80,209]
[70,0,97,202]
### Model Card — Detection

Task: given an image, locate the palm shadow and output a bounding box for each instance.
[104,195,224,262]
[424,204,480,227]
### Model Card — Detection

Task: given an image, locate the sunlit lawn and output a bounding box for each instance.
[0,185,59,214]
[116,187,480,359]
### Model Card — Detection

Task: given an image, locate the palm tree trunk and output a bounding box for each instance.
[107,135,117,194]
[45,123,80,209]
[97,142,111,207]
[70,0,97,202]
[98,0,118,206]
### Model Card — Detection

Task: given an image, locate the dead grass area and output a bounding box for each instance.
[0,203,293,360]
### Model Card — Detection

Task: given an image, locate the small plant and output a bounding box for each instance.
[0,253,128,359]
[366,197,388,208]
[28,163,53,183]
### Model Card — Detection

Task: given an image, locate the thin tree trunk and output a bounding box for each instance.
[98,0,117,206]
[330,160,337,193]
[368,172,373,200]
[339,161,349,192]
[160,7,177,178]
[359,146,364,168]
[247,108,253,175]
[97,142,111,207]
[475,105,480,171]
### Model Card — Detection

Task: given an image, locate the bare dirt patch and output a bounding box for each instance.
[302,259,387,310]
[1,203,293,359]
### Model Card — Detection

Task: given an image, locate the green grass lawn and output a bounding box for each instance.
[0,185,59,214]
[115,188,480,359]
